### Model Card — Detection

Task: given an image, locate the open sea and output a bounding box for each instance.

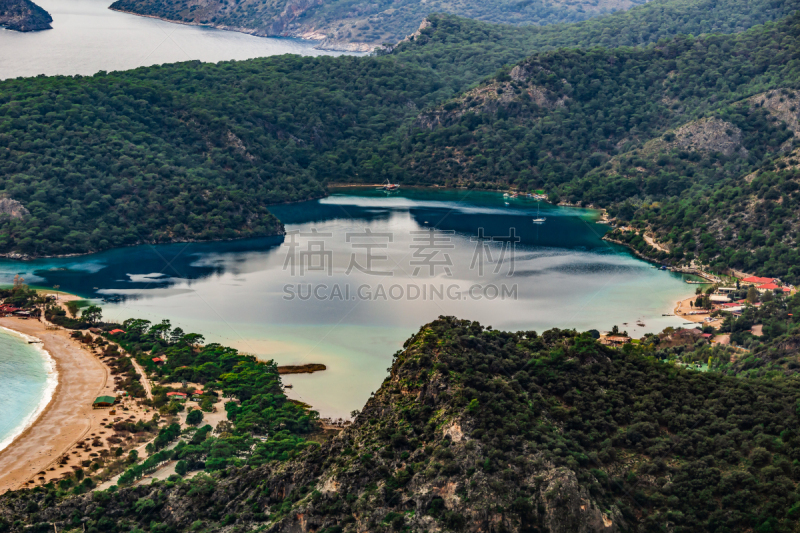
[0,189,700,423]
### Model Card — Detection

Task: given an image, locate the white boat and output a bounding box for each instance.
[381,179,400,191]
[532,202,546,224]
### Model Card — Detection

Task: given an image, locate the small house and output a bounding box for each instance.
[109,329,125,335]
[152,357,164,365]
[756,283,790,293]
[93,396,116,408]
[166,392,188,401]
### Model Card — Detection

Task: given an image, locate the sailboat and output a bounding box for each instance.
[381,179,400,191]
[532,201,546,224]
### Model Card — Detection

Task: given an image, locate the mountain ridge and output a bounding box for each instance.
[4,316,800,532]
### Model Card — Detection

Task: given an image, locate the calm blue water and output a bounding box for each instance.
[0,189,696,418]
[0,0,357,80]
[0,328,56,452]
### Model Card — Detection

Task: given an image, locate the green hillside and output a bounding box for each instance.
[107,0,800,49]
[3,316,800,532]
[3,3,800,258]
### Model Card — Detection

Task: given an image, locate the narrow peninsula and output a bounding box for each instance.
[0,0,52,32]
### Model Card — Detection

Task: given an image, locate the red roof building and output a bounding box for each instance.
[152,357,164,364]
[742,276,774,284]
[109,329,125,335]
[756,283,790,292]
[193,389,204,395]
[166,392,187,398]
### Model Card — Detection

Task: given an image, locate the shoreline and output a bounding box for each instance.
[107,7,373,53]
[0,317,113,494]
[0,326,58,455]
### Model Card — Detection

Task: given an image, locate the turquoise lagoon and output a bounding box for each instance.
[0,189,697,418]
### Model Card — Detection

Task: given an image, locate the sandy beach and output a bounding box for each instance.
[0,317,113,494]
[674,295,724,328]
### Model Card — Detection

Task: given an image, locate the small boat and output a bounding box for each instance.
[381,179,400,191]
[503,193,509,198]
[505,202,510,206]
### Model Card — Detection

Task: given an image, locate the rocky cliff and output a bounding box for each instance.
[0,0,52,31]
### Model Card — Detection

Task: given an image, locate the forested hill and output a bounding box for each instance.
[389,0,800,75]
[0,0,52,32]
[392,14,800,282]
[108,0,649,50]
[1,3,800,258]
[4,317,800,532]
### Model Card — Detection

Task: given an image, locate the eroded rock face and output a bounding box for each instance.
[673,117,746,157]
[0,198,29,219]
[749,89,800,136]
[538,467,621,533]
[415,78,567,130]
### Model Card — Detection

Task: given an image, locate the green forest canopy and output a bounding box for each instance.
[0,0,799,260]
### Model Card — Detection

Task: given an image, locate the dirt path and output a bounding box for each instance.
[129,356,153,400]
[643,233,669,253]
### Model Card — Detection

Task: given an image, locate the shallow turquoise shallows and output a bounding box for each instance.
[0,189,699,418]
[0,327,56,453]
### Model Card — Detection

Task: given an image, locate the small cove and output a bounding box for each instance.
[0,189,698,419]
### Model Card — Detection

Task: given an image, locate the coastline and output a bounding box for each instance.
[0,326,58,455]
[0,317,113,494]
[107,7,373,52]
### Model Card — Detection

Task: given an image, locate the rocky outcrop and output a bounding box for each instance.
[672,117,747,157]
[749,89,800,136]
[276,363,327,374]
[0,198,29,219]
[314,38,374,52]
[416,77,567,130]
[0,0,52,31]
[537,467,621,533]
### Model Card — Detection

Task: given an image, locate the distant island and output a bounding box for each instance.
[0,0,52,32]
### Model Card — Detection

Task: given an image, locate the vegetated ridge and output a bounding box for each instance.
[389,13,800,282]
[2,0,800,259]
[4,315,800,531]
[0,0,52,31]
[107,0,649,51]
